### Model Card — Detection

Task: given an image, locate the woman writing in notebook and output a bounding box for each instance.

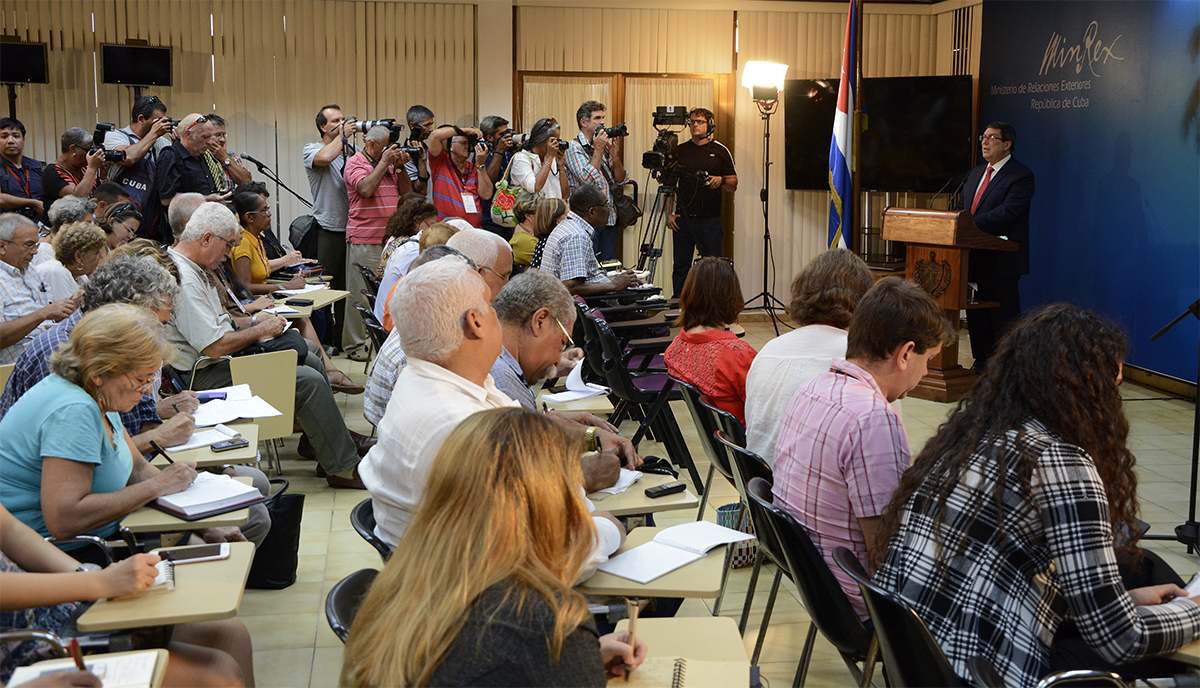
[341,408,647,687]
[872,305,1200,687]
[0,304,245,564]
[0,504,253,686]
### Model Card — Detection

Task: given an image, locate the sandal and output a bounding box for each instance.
[327,370,365,395]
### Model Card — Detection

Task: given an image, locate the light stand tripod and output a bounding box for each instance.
[1141,297,1200,554]
[742,94,788,336]
[635,183,675,283]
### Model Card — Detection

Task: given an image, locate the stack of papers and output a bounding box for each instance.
[593,468,643,496]
[165,424,243,452]
[191,384,281,426]
[153,472,263,518]
[263,305,301,315]
[275,283,328,296]
[596,521,754,584]
[542,361,610,403]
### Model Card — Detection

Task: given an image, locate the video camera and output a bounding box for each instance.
[90,123,126,163]
[641,106,698,185]
[354,118,404,145]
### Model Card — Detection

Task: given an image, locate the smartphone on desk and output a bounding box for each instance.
[196,391,226,403]
[285,298,314,306]
[157,543,230,564]
[645,481,687,499]
[212,438,250,453]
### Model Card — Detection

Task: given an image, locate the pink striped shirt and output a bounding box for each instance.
[771,357,909,621]
[344,151,402,244]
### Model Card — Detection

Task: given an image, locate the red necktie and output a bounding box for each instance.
[970,166,994,214]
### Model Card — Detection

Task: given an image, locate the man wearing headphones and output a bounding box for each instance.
[667,107,737,295]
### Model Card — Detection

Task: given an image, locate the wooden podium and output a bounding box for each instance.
[881,208,1018,402]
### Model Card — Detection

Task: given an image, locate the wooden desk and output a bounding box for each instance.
[151,424,258,468]
[580,527,726,598]
[615,616,749,663]
[77,542,254,632]
[121,477,254,533]
[14,649,169,688]
[589,473,698,517]
[1173,639,1199,666]
[270,288,349,318]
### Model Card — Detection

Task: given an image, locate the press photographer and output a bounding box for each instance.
[105,94,174,241]
[564,100,629,261]
[427,125,494,228]
[403,105,435,195]
[665,107,736,295]
[479,115,516,238]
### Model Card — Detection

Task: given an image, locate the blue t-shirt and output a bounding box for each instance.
[0,374,133,540]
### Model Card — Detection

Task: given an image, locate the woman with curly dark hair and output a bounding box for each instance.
[379,195,438,273]
[872,304,1200,688]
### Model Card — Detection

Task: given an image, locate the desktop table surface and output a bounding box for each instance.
[1174,639,1199,666]
[588,473,698,517]
[151,424,259,468]
[271,288,349,318]
[77,542,255,632]
[614,616,749,663]
[579,527,726,598]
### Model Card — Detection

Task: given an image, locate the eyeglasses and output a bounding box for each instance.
[184,115,209,134]
[690,119,709,125]
[246,209,272,216]
[214,234,237,250]
[553,316,575,354]
[2,239,39,251]
[480,264,511,283]
[979,134,1005,143]
[125,372,156,393]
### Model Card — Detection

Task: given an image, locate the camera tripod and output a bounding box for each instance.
[635,183,676,283]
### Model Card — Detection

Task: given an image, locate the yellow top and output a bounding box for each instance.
[231,229,270,284]
[510,231,538,267]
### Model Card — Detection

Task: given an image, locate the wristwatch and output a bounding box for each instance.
[222,157,232,166]
[76,563,102,572]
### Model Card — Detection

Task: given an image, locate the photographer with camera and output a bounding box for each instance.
[40,128,104,213]
[666,108,737,296]
[341,124,413,361]
[403,105,435,196]
[105,95,174,242]
[427,125,494,228]
[564,100,628,261]
[479,115,517,239]
[510,117,570,201]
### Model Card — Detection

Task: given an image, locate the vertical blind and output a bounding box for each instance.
[2,0,477,236]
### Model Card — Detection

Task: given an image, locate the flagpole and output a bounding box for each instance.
[850,0,863,255]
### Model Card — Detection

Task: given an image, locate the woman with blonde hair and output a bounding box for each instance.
[342,408,646,687]
[527,196,567,271]
[508,191,543,269]
[33,220,108,300]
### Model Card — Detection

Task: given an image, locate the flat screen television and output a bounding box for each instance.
[101,44,172,86]
[784,75,974,192]
[0,42,49,84]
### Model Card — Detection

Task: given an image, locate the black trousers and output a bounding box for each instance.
[966,274,1022,372]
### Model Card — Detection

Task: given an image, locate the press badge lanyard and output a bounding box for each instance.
[2,159,31,198]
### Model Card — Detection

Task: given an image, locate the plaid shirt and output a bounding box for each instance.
[564,132,620,226]
[874,419,1200,688]
[363,328,407,427]
[539,211,608,285]
[0,310,158,435]
[0,260,54,365]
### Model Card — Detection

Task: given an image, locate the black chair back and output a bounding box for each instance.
[747,480,873,663]
[832,547,969,687]
[350,498,393,561]
[324,568,379,643]
[673,378,734,483]
[353,262,380,297]
[714,430,772,500]
[353,303,388,355]
[699,394,746,449]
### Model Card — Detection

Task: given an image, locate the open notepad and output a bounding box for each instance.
[596,521,754,584]
[1185,572,1200,599]
[7,650,160,688]
[542,360,610,403]
[619,657,748,688]
[164,424,242,453]
[191,384,281,427]
[151,472,263,519]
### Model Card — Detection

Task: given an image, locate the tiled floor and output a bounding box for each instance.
[241,322,1199,687]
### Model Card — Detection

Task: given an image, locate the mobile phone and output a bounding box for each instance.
[196,391,226,402]
[644,481,687,499]
[285,298,314,306]
[211,438,250,453]
[157,543,230,564]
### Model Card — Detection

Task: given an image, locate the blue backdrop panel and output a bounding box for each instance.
[978,0,1199,382]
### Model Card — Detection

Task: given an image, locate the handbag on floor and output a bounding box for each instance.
[246,479,305,590]
[715,501,757,569]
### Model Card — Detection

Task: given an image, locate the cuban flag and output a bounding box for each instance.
[828,0,857,250]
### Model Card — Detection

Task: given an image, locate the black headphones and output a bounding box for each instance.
[691,108,716,139]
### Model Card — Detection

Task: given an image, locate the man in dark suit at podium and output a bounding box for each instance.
[954,121,1034,372]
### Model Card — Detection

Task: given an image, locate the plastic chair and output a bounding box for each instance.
[229,350,297,475]
[352,262,380,298]
[671,379,735,521]
[350,498,392,562]
[324,568,379,643]
[747,480,876,688]
[714,432,777,634]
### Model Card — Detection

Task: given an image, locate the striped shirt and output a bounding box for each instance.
[772,357,909,621]
[428,148,482,227]
[343,151,403,244]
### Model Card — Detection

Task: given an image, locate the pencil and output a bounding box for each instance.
[625,598,639,681]
[68,638,85,671]
[149,440,174,464]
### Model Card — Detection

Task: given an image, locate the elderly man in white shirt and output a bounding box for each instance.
[360,255,624,566]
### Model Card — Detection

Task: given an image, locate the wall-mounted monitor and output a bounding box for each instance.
[784,75,974,192]
[101,44,172,86]
[1,42,49,84]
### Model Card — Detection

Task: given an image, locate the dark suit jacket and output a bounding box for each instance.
[953,157,1034,278]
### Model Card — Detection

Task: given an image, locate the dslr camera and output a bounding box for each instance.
[90,123,126,163]
[598,123,628,139]
[354,118,404,145]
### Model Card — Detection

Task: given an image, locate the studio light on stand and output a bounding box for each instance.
[742,61,789,335]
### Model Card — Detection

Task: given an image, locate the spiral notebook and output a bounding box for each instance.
[618,657,749,687]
